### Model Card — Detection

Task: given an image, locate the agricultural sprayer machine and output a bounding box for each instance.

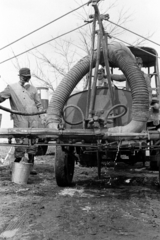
[0,1,160,187]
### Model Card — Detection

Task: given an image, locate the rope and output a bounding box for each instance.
[0,23,89,65]
[108,19,160,48]
[0,2,89,51]
[110,35,160,60]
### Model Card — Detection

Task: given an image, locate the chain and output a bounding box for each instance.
[114,141,121,166]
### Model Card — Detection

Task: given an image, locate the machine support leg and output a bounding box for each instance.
[158,159,160,186]
[97,150,101,179]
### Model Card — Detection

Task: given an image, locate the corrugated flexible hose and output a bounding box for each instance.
[46,41,149,133]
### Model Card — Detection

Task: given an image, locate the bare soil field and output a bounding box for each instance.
[0,146,160,240]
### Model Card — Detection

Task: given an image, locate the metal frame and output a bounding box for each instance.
[0,1,160,184]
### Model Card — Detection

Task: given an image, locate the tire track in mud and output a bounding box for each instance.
[54,187,160,240]
[0,156,56,239]
[1,157,160,239]
[0,210,31,239]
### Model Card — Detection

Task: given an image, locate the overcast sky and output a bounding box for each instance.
[0,0,160,127]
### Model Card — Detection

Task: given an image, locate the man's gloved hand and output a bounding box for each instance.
[40,114,47,125]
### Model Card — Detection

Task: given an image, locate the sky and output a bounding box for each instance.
[0,0,160,128]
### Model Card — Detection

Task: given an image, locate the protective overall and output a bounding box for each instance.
[0,72,43,160]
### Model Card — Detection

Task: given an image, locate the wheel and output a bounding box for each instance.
[55,146,75,187]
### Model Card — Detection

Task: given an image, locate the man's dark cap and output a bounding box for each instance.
[18,68,31,77]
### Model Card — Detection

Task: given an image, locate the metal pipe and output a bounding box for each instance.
[86,14,96,118]
[95,5,114,106]
[88,30,101,118]
[0,128,160,141]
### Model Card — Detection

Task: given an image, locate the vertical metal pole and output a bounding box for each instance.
[88,30,102,118]
[92,4,114,104]
[97,141,101,179]
[102,33,114,106]
[102,33,116,126]
[158,159,160,186]
[86,15,96,119]
[155,57,160,105]
[96,9,115,126]
[96,11,114,107]
[89,2,115,123]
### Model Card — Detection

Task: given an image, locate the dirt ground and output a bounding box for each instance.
[1,146,160,240]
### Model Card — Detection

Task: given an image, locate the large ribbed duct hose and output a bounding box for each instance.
[46,41,149,133]
[46,56,93,125]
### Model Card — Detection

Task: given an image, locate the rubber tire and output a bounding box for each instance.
[55,146,75,187]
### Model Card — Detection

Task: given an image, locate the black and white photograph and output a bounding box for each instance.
[0,1,160,239]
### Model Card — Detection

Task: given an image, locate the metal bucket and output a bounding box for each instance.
[11,162,32,184]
